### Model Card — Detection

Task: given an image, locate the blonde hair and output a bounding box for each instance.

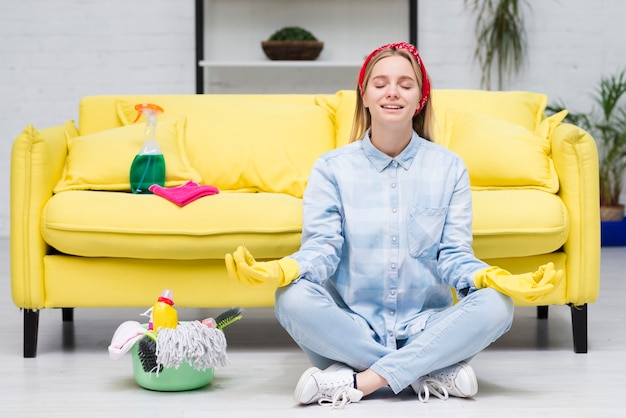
[348,48,435,143]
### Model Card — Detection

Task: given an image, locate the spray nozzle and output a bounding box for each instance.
[133,103,164,123]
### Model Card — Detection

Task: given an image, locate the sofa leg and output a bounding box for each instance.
[537,305,549,319]
[62,308,74,322]
[570,304,588,353]
[24,309,40,358]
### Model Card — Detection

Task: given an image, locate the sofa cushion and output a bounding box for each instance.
[42,191,303,260]
[77,94,319,135]
[535,109,568,138]
[471,189,568,259]
[432,89,548,130]
[315,90,357,147]
[117,98,335,198]
[13,121,78,196]
[14,120,78,146]
[314,89,548,147]
[32,119,78,139]
[442,108,559,192]
[53,117,202,193]
[41,187,567,262]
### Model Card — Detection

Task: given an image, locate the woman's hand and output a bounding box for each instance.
[474,262,563,302]
[225,246,299,288]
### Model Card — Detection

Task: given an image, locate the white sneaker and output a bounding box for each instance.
[294,364,363,409]
[411,361,478,402]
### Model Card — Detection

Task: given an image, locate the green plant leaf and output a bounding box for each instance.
[553,68,626,206]
[465,0,529,90]
[268,27,318,41]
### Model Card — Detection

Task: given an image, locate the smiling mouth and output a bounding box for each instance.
[381,105,403,109]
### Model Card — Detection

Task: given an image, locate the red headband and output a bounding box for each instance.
[358,42,431,114]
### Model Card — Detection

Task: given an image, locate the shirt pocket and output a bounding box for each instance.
[408,206,448,260]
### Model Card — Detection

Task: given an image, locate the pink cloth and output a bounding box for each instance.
[149,180,219,207]
[108,320,147,360]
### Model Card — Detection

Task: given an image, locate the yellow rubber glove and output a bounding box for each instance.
[225,246,299,288]
[474,262,563,303]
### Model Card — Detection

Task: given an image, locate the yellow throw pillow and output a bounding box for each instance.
[444,108,559,192]
[46,119,79,139]
[53,116,202,193]
[317,89,547,148]
[315,90,357,148]
[15,119,78,143]
[13,120,79,192]
[115,95,319,127]
[535,110,568,138]
[117,98,336,197]
[432,89,548,131]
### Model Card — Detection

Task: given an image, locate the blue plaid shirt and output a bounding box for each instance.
[290,131,488,348]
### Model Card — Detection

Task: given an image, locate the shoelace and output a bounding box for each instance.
[415,377,449,403]
[318,387,353,409]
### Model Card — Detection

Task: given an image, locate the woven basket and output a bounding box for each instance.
[261,41,324,61]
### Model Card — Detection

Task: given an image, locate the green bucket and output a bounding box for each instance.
[130,338,214,392]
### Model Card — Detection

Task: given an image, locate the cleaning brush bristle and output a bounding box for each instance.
[137,334,162,373]
[215,307,244,330]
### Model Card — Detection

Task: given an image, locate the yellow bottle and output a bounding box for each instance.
[152,289,178,330]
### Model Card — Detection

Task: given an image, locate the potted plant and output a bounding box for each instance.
[464,0,529,90]
[547,69,626,222]
[261,26,324,61]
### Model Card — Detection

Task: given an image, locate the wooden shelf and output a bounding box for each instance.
[194,0,418,93]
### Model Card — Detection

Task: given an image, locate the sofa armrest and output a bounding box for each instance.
[550,122,601,304]
[10,123,70,309]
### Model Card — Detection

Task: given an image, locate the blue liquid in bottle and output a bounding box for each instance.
[130,153,166,194]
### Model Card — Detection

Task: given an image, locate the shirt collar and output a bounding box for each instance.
[362,130,420,172]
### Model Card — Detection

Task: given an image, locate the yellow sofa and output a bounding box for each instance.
[10,90,600,357]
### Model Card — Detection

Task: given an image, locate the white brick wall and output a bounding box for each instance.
[0,0,195,235]
[419,0,626,108]
[1,0,625,236]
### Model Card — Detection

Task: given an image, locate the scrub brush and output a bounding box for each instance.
[214,307,244,330]
[137,331,162,373]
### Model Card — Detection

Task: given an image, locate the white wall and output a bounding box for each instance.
[420,0,626,107]
[2,0,626,237]
[0,0,195,236]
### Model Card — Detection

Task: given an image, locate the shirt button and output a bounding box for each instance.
[390,290,396,296]
[392,236,397,243]
[391,183,396,188]
[391,263,396,269]
[392,208,397,213]
[390,310,395,316]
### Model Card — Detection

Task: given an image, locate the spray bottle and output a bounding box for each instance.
[130,103,166,194]
[152,289,178,331]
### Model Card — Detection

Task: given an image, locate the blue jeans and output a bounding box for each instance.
[275,279,514,393]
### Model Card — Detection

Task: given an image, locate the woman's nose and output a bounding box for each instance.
[386,84,399,98]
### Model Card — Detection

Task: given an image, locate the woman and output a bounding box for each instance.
[226,42,561,409]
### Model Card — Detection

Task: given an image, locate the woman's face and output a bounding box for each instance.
[362,55,420,125]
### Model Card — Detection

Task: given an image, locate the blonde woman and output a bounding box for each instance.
[226,42,561,409]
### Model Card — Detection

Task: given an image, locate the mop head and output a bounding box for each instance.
[156,321,229,371]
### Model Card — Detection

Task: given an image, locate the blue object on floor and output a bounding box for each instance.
[601,217,626,246]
